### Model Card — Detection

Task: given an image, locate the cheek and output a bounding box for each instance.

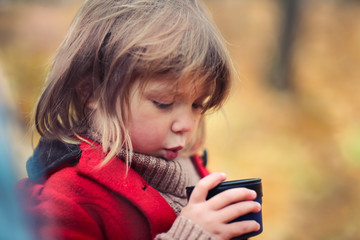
[194,114,202,129]
[128,113,168,147]
[128,123,152,151]
[192,115,203,136]
[128,116,151,140]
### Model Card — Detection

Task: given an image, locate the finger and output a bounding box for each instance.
[207,188,257,210]
[217,200,261,223]
[221,220,260,240]
[188,172,227,204]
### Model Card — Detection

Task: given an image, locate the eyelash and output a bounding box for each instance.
[152,101,204,110]
[192,103,204,110]
[152,101,173,109]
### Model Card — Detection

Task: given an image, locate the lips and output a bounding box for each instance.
[167,146,183,152]
[164,146,183,160]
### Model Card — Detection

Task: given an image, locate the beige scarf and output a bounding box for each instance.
[119,150,201,215]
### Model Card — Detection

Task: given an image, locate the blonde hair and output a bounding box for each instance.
[35,0,233,165]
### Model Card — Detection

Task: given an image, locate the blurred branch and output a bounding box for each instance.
[269,0,301,91]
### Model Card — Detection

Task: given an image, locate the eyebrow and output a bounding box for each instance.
[143,79,210,100]
[143,89,177,102]
[143,82,178,96]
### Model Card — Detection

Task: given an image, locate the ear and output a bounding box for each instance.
[75,78,97,109]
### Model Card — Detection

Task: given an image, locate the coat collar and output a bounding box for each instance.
[26,137,177,236]
[76,140,177,237]
[26,138,81,181]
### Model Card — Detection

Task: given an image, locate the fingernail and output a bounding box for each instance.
[219,172,227,180]
[251,190,257,198]
[256,202,262,211]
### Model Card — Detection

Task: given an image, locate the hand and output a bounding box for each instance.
[180,173,261,240]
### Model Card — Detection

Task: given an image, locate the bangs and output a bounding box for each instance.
[112,0,232,112]
[84,0,233,115]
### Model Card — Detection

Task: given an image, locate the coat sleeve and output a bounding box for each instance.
[154,216,216,240]
[17,179,103,240]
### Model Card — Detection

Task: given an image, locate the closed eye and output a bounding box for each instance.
[152,101,173,109]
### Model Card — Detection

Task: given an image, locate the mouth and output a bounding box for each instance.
[167,146,183,152]
[163,146,183,160]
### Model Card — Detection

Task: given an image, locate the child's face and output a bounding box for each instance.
[128,77,206,160]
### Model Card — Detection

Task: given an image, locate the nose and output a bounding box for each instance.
[171,109,196,134]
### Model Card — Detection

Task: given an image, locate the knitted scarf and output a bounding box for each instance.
[118,150,201,215]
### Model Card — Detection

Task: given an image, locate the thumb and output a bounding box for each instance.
[188,172,227,203]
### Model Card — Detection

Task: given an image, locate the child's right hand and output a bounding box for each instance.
[180,172,261,240]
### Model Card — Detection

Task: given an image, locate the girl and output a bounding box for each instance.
[18,0,261,239]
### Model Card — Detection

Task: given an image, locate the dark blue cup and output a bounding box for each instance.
[186,178,263,239]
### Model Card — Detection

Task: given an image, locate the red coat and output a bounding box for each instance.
[18,139,209,240]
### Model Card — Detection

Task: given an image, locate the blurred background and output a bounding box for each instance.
[1,0,360,239]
